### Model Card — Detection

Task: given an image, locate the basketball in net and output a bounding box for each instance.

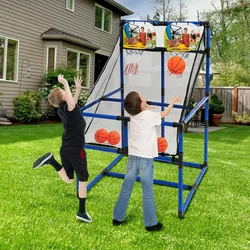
[157,137,168,152]
[107,131,120,145]
[94,129,108,143]
[167,56,186,75]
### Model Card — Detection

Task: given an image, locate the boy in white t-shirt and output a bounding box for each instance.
[113,91,181,231]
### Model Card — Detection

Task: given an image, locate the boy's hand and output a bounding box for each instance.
[58,74,68,86]
[172,96,182,103]
[74,76,82,89]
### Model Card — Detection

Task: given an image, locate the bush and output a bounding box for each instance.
[232,111,250,125]
[209,93,225,114]
[12,91,42,123]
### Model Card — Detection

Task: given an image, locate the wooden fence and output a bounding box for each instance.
[193,86,250,123]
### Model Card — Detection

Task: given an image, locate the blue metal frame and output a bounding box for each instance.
[102,98,184,110]
[78,21,210,219]
[80,88,122,112]
[122,20,207,26]
[204,26,211,165]
[183,97,209,124]
[161,51,165,137]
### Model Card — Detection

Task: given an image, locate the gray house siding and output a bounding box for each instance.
[0,0,131,116]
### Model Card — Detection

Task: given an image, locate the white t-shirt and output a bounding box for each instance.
[128,110,161,158]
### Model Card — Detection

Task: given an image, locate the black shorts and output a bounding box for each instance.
[60,146,89,182]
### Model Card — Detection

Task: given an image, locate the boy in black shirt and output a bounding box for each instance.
[33,74,91,223]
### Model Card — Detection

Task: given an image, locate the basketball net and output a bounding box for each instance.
[124,49,144,76]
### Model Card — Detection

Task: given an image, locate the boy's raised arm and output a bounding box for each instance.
[73,76,82,104]
[160,97,181,118]
[58,74,75,111]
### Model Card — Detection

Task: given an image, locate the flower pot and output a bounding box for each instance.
[211,114,223,126]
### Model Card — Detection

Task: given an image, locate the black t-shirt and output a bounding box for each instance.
[57,101,85,148]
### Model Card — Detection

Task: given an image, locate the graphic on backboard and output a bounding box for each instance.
[164,23,201,51]
[123,23,156,49]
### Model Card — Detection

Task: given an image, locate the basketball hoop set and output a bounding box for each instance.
[82,20,210,219]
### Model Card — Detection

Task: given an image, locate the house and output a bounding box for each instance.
[0,0,133,116]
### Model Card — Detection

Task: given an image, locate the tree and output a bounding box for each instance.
[151,0,171,21]
[202,0,250,68]
[201,0,250,86]
[171,0,188,21]
[150,0,187,21]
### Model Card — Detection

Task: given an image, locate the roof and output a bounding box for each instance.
[103,0,133,15]
[41,28,101,50]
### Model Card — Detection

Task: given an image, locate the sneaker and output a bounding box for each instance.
[76,211,92,223]
[33,152,52,169]
[145,222,163,232]
[112,219,124,226]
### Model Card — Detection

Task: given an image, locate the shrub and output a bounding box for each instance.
[210,93,222,105]
[209,93,225,114]
[12,91,42,123]
[232,111,250,125]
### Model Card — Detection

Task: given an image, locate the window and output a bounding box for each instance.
[46,47,57,72]
[95,5,112,33]
[66,0,74,11]
[67,50,90,88]
[0,36,19,81]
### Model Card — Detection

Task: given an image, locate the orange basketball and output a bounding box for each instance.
[167,56,186,75]
[107,131,120,145]
[157,137,168,152]
[94,129,108,143]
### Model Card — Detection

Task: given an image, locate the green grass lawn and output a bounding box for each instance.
[0,124,249,250]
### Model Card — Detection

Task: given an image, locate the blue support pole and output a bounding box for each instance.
[107,171,191,190]
[87,155,123,191]
[155,156,202,169]
[85,144,118,153]
[161,121,175,127]
[80,88,122,112]
[178,127,184,218]
[122,20,205,26]
[179,161,202,169]
[183,167,208,213]
[183,97,209,124]
[119,22,128,149]
[161,51,165,137]
[103,99,184,109]
[103,98,122,103]
[82,112,126,121]
[204,25,211,166]
[149,101,183,109]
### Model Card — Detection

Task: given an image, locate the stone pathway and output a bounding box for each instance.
[187,125,226,133]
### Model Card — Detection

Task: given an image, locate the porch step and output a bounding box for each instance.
[0,117,12,125]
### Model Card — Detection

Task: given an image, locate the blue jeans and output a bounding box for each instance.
[113,155,157,227]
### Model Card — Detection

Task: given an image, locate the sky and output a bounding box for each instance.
[116,0,221,21]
